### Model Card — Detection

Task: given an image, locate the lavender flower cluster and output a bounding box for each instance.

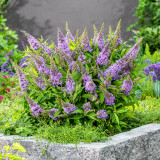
[25,95,43,116]
[142,60,160,82]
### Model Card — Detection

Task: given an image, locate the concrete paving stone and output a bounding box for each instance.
[0,123,160,160]
[5,0,138,49]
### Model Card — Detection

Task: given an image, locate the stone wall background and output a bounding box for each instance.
[5,0,138,48]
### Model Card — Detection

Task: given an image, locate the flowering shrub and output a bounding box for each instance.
[12,21,142,133]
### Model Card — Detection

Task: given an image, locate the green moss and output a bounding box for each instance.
[36,123,108,145]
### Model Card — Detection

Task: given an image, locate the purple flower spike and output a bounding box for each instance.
[144,59,151,64]
[17,67,29,92]
[142,67,150,76]
[63,102,78,114]
[85,81,96,94]
[41,43,54,55]
[57,27,72,57]
[35,76,46,90]
[78,52,86,62]
[50,56,63,86]
[49,108,59,119]
[96,40,111,66]
[81,28,93,52]
[124,37,143,60]
[121,76,133,95]
[23,32,41,50]
[65,72,75,94]
[103,63,121,81]
[82,74,93,86]
[96,110,108,119]
[25,95,43,117]
[66,31,75,43]
[149,71,158,83]
[10,51,13,56]
[105,92,115,106]
[83,102,91,112]
[96,32,105,51]
[96,23,105,51]
[117,33,122,45]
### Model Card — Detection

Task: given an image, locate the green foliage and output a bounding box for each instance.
[153,80,160,98]
[0,96,40,137]
[137,77,154,98]
[0,72,19,99]
[132,44,160,99]
[0,0,10,14]
[0,1,24,73]
[125,96,160,131]
[142,43,160,64]
[36,123,108,145]
[131,27,160,54]
[127,0,160,54]
[0,142,26,160]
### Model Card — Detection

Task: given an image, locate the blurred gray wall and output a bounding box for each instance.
[5,0,138,48]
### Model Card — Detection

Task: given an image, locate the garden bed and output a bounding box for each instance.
[0,123,160,160]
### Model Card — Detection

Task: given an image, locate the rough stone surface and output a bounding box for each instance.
[0,123,160,160]
[5,0,138,49]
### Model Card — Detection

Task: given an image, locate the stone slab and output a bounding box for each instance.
[0,123,160,160]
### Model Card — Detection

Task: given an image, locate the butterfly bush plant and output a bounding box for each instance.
[12,21,142,134]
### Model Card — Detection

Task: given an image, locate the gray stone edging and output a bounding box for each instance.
[0,123,160,160]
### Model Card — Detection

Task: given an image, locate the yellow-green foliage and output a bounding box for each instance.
[0,97,24,131]
[142,43,160,63]
[0,142,26,160]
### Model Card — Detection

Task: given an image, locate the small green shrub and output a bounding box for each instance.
[127,0,160,54]
[125,96,160,131]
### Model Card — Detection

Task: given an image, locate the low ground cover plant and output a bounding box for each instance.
[125,96,160,131]
[0,142,26,160]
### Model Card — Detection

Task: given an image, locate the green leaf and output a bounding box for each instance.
[73,93,77,101]
[71,109,83,114]
[120,94,128,103]
[53,110,61,119]
[116,108,126,114]
[115,125,122,132]
[82,94,94,98]
[126,112,137,119]
[69,115,83,120]
[114,113,119,124]
[4,145,11,152]
[13,142,26,152]
[100,92,104,103]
